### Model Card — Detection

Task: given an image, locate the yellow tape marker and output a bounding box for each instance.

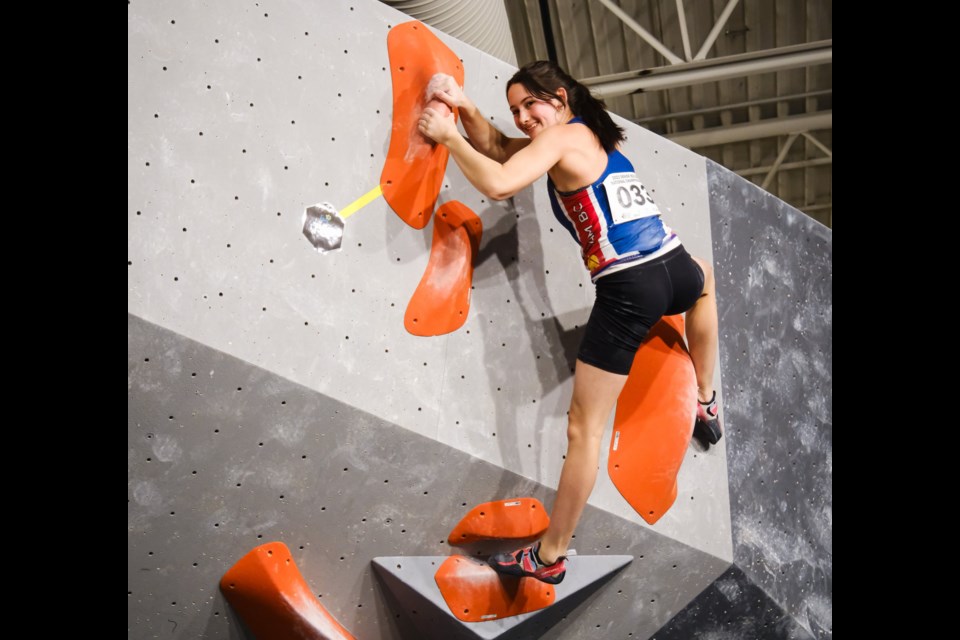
[339,184,383,220]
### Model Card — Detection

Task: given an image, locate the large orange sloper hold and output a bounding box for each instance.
[404,200,482,336]
[380,21,464,230]
[434,555,556,622]
[447,497,549,545]
[608,314,698,525]
[219,541,356,640]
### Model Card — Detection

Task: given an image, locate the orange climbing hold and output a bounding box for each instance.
[219,541,356,640]
[608,314,698,525]
[434,555,556,622]
[380,21,464,230]
[405,200,482,336]
[447,497,550,545]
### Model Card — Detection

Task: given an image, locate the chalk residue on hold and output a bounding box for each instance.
[424,227,467,291]
[285,588,354,639]
[405,74,453,163]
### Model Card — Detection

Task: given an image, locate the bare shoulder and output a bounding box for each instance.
[565,119,603,144]
[549,121,608,190]
[536,121,589,147]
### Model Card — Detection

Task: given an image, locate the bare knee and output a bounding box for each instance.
[566,404,605,446]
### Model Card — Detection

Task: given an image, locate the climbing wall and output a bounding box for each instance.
[128,1,830,638]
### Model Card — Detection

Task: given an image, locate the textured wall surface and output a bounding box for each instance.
[127,0,729,559]
[128,0,830,638]
[707,160,832,638]
[128,314,729,639]
[651,566,816,640]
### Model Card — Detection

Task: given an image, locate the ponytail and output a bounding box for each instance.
[507,61,625,152]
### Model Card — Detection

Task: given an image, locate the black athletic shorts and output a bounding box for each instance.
[577,246,705,375]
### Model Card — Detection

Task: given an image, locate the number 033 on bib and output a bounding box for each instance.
[602,172,662,224]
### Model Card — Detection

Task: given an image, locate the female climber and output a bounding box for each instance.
[418,61,722,584]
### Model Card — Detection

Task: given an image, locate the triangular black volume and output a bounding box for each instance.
[371,555,633,640]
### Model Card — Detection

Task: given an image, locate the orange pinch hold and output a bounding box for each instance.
[447,497,549,545]
[219,541,356,640]
[608,315,698,525]
[405,200,482,336]
[380,21,465,230]
[435,555,556,622]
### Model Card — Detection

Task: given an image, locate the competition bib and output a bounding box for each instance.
[602,172,661,223]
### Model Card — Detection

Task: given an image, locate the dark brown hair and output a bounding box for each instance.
[507,60,625,152]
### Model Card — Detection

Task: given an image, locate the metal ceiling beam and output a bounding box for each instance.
[675,0,693,61]
[580,40,832,97]
[594,0,685,64]
[694,0,741,60]
[665,111,832,147]
[802,132,832,158]
[633,89,832,125]
[762,132,800,190]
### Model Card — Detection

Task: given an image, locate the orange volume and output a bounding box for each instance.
[608,315,697,524]
[219,541,356,640]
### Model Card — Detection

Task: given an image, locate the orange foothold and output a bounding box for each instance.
[219,541,356,640]
[447,497,550,545]
[434,555,555,622]
[380,21,464,229]
[608,315,697,525]
[405,200,482,336]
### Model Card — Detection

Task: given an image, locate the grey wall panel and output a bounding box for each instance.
[128,0,729,558]
[651,566,817,640]
[128,313,730,639]
[706,160,832,638]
